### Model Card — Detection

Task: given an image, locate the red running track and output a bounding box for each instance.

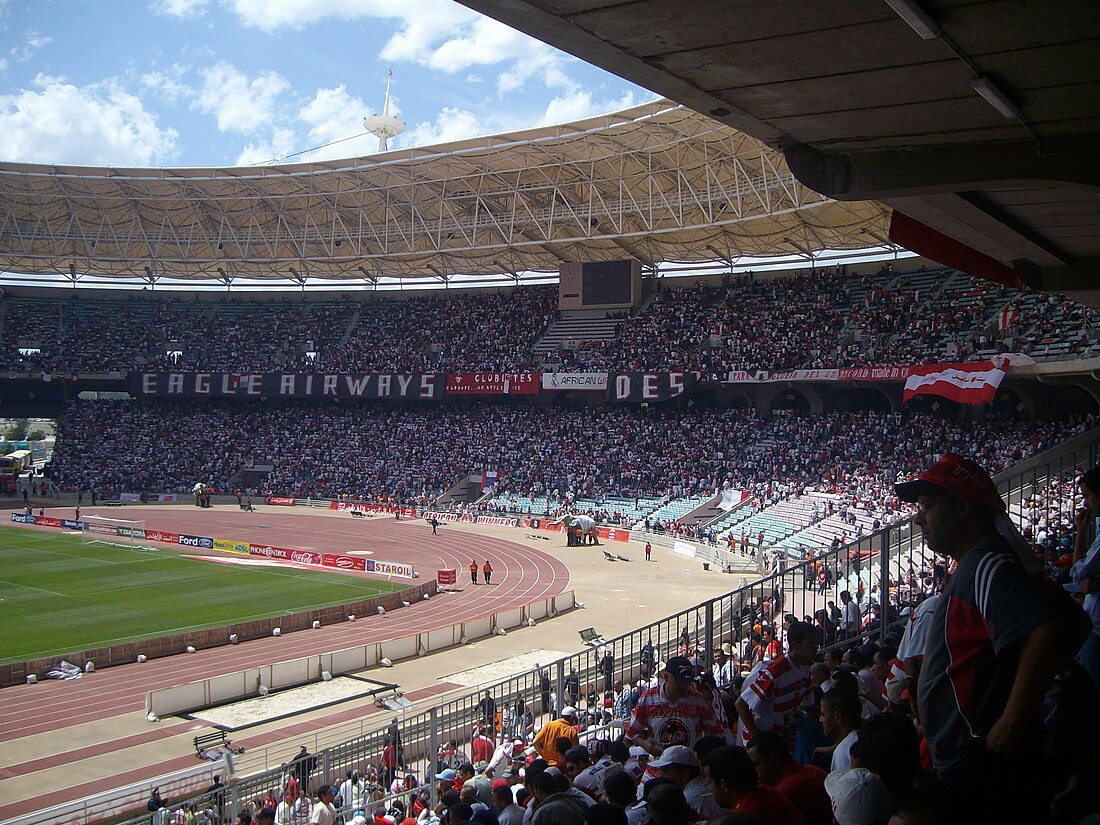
[0,506,569,742]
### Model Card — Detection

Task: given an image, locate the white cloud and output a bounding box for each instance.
[378,1,486,64]
[230,0,411,32]
[0,58,8,72]
[141,64,194,105]
[226,0,596,118]
[0,75,179,166]
[496,46,573,95]
[416,16,531,73]
[540,89,640,126]
[295,85,377,161]
[153,0,210,17]
[10,31,52,62]
[234,127,297,166]
[194,61,288,132]
[403,106,486,148]
[227,0,548,83]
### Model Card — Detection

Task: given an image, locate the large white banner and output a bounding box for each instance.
[673,540,698,558]
[541,372,609,391]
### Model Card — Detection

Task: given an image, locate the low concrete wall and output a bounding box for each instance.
[0,580,438,687]
[146,590,576,717]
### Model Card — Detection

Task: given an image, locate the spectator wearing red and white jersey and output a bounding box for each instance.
[735,621,818,747]
[624,656,733,756]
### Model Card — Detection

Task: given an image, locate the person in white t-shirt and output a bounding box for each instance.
[624,656,733,755]
[647,745,724,820]
[820,688,862,773]
[839,590,861,639]
[564,745,614,801]
[309,786,338,825]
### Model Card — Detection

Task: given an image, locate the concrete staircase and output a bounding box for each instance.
[532,310,623,359]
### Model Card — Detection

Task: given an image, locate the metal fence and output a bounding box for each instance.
[103,426,1100,825]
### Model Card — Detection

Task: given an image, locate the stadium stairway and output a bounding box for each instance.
[715,494,819,548]
[335,303,360,349]
[636,493,717,529]
[532,310,623,359]
[777,508,880,558]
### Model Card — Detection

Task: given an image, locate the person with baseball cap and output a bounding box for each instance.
[648,745,723,820]
[895,451,1089,821]
[623,656,733,758]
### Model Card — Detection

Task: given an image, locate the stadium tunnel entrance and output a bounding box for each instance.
[819,386,895,414]
[767,386,816,414]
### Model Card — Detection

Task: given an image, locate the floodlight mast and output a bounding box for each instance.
[363,69,405,152]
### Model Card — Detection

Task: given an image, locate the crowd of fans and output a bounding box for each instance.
[47,400,1090,522]
[0,287,556,376]
[1,266,1098,377]
[555,265,1100,374]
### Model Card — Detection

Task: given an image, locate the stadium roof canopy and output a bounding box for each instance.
[455,0,1100,306]
[0,100,891,288]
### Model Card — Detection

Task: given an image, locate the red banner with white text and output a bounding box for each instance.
[520,517,630,543]
[445,373,540,395]
[902,362,1006,405]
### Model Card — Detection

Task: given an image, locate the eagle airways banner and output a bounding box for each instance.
[132,372,443,400]
[902,362,1006,405]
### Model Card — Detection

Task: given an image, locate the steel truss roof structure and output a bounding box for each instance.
[0,100,889,286]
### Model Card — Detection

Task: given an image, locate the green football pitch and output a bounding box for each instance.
[0,524,404,664]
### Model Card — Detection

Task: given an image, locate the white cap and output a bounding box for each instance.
[628,746,649,758]
[648,745,698,768]
[825,768,891,825]
[560,706,577,718]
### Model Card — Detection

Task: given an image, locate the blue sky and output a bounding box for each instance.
[0,0,655,168]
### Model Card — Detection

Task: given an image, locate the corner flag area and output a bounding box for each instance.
[0,524,402,664]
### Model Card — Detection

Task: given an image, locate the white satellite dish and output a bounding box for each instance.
[363,69,405,152]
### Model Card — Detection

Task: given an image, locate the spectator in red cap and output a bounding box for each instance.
[895,451,1089,821]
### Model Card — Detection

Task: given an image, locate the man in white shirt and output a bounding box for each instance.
[820,688,861,773]
[309,786,338,825]
[713,644,738,692]
[487,739,524,778]
[564,745,614,801]
[648,745,724,820]
[839,590,861,639]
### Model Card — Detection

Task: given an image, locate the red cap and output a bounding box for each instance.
[895,452,1004,512]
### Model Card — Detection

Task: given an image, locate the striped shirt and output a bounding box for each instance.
[737,654,812,745]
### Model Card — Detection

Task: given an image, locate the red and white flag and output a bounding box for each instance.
[902,362,1006,405]
[999,307,1019,329]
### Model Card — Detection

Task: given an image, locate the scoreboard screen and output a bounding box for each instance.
[582,260,633,305]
